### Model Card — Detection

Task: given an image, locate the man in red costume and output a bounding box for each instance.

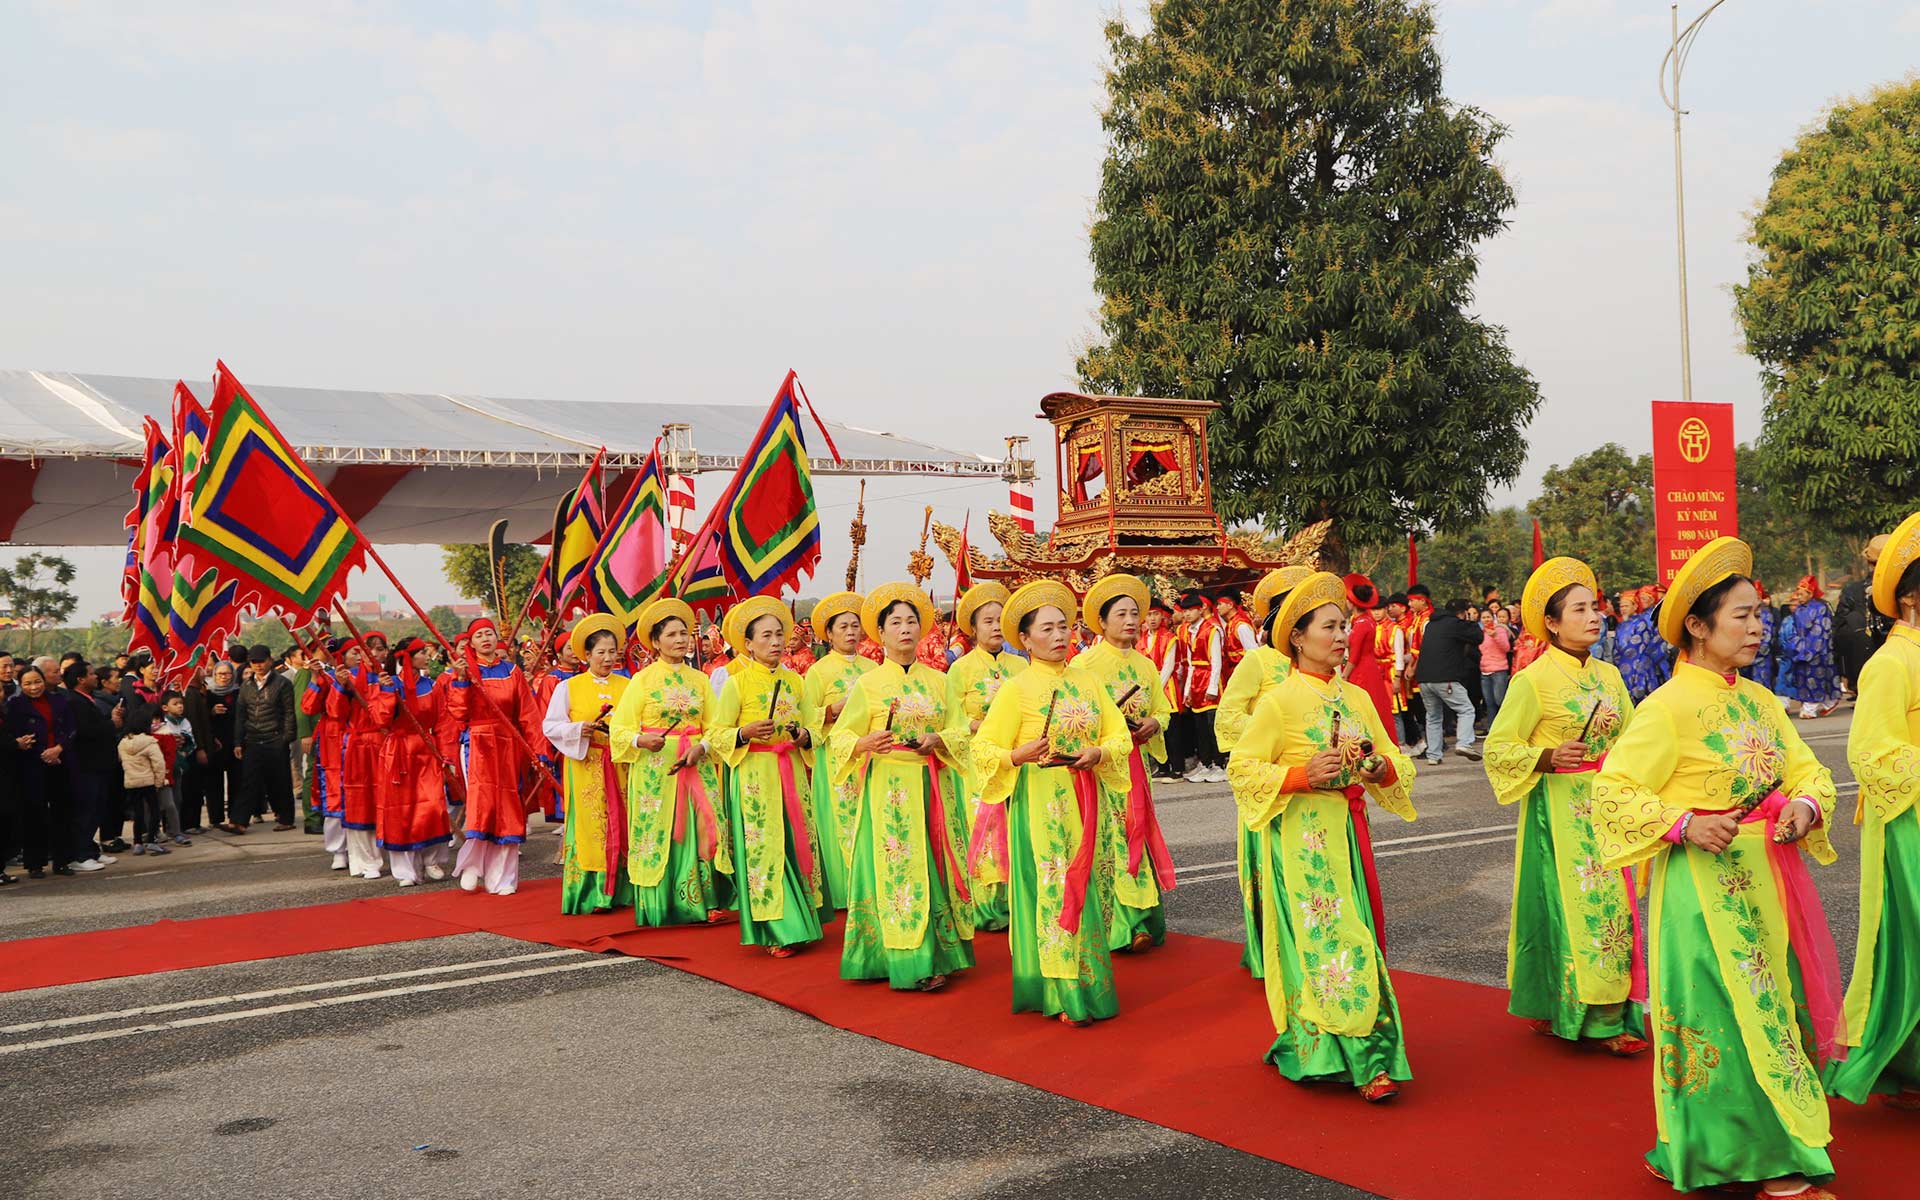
[1142,600,1186,779]
[1400,583,1434,757]
[1213,589,1258,688]
[1343,574,1395,730]
[1176,590,1225,783]
[526,629,574,827]
[446,617,543,896]
[328,630,391,880]
[302,638,349,871]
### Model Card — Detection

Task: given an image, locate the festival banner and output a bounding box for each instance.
[718,372,824,596]
[551,447,606,619]
[590,441,671,629]
[1651,400,1738,585]
[121,418,170,623]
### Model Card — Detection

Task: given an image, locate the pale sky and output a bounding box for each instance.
[3,1,1916,620]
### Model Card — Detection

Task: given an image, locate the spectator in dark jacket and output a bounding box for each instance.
[235,645,298,829]
[63,661,123,862]
[5,668,83,876]
[190,661,244,833]
[1833,533,1890,696]
[1413,598,1484,765]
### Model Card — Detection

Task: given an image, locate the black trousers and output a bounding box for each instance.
[129,785,161,843]
[1190,708,1222,768]
[20,774,74,870]
[238,740,295,827]
[1163,710,1191,774]
[69,770,109,859]
[188,752,241,827]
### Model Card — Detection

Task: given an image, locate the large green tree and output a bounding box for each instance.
[1360,507,1531,605]
[1736,444,1857,589]
[1078,0,1541,571]
[440,543,542,622]
[1734,78,1920,538]
[0,553,77,651]
[1527,443,1654,590]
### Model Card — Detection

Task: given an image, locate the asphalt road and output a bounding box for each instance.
[0,710,1867,1200]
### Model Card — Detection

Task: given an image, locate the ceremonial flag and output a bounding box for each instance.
[716,371,832,596]
[551,448,606,619]
[591,441,671,629]
[678,529,731,616]
[175,382,211,490]
[164,564,243,677]
[955,512,974,592]
[121,418,171,623]
[176,362,366,621]
[667,471,695,545]
[128,564,170,665]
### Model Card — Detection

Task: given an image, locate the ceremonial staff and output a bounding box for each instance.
[329,600,467,805]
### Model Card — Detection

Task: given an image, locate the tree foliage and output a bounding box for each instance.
[1527,443,1654,589]
[1734,78,1920,538]
[0,553,78,651]
[441,542,542,621]
[1360,507,1530,604]
[1735,444,1858,589]
[1077,0,1541,570]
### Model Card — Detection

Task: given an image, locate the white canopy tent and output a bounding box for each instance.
[0,370,1015,546]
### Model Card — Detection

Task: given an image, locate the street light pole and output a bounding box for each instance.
[1659,0,1730,407]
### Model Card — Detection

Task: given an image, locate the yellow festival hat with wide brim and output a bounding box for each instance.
[723,596,793,658]
[1872,512,1920,619]
[1520,557,1598,646]
[1001,580,1077,653]
[1083,573,1150,637]
[634,598,697,651]
[811,591,863,637]
[957,582,1012,633]
[1272,571,1348,658]
[1252,565,1314,624]
[568,612,626,656]
[860,582,936,646]
[1659,536,1753,647]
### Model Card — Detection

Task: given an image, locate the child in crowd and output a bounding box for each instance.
[157,691,195,847]
[118,720,171,856]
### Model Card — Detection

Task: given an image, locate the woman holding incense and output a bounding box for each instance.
[945,581,1025,930]
[829,583,976,990]
[1225,571,1417,1103]
[971,580,1133,1025]
[1076,573,1176,953]
[1826,511,1920,1110]
[608,598,734,927]
[1592,537,1845,1199]
[370,637,454,887]
[802,591,873,910]
[709,596,826,957]
[1481,557,1646,1052]
[542,614,634,915]
[1214,565,1311,979]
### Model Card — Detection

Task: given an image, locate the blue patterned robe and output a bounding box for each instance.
[1742,605,1779,691]
[1773,599,1839,704]
[1614,605,1675,702]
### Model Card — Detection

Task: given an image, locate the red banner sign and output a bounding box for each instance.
[1651,400,1738,584]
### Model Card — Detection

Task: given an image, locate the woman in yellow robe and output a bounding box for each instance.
[1076,573,1176,952]
[971,580,1133,1024]
[608,598,734,927]
[1828,512,1920,1109]
[945,581,1025,930]
[829,583,976,990]
[710,596,826,957]
[1226,572,1417,1102]
[542,614,633,915]
[1592,537,1845,1198]
[1215,565,1310,978]
[802,591,873,911]
[1481,558,1647,1051]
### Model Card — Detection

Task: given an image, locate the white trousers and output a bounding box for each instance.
[453,838,521,895]
[346,828,383,877]
[322,816,346,854]
[388,843,449,884]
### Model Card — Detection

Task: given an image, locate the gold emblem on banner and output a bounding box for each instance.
[1678,417,1710,463]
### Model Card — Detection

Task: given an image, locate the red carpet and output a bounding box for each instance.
[4,878,1906,1199]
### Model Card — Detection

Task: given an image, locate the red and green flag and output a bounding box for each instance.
[716,370,838,596]
[591,441,671,630]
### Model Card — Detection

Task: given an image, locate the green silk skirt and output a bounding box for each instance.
[1824,808,1920,1103]
[1239,825,1264,978]
[632,823,734,928]
[1005,778,1118,1022]
[810,742,851,911]
[727,788,826,950]
[839,778,976,989]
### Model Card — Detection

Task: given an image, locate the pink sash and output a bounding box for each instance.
[1747,790,1848,1065]
[596,742,628,879]
[1560,755,1649,1005]
[747,741,813,883]
[644,726,720,862]
[967,802,1008,877]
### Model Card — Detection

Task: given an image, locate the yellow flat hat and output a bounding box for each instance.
[1083,573,1149,636]
[1001,580,1077,653]
[568,612,626,656]
[1252,565,1314,624]
[957,582,1012,633]
[811,591,863,637]
[860,582,936,646]
[1272,571,1348,657]
[1872,512,1920,618]
[634,598,697,651]
[1520,557,1597,645]
[1658,536,1753,647]
[724,595,793,658]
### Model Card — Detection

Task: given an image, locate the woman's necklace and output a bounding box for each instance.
[1298,666,1344,705]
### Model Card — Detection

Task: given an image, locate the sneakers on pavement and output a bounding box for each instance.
[1204,766,1228,783]
[1456,745,1482,762]
[69,859,106,872]
[330,853,348,870]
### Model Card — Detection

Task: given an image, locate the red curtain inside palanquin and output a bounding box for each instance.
[1071,444,1106,503]
[1126,437,1178,485]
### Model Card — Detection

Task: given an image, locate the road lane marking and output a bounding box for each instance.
[1377,834,1516,858]
[0,956,639,1055]
[0,949,583,1035]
